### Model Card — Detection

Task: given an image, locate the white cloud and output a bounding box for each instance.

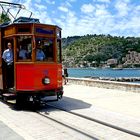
[96,0,111,3]
[95,4,109,17]
[58,6,69,12]
[59,1,74,8]
[4,0,140,37]
[54,10,79,37]
[34,0,41,3]
[34,4,46,10]
[14,0,53,24]
[0,0,12,2]
[81,4,95,13]
[0,0,18,14]
[45,0,55,5]
[115,0,130,17]
[69,0,77,2]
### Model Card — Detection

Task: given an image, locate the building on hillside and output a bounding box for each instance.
[122,51,140,67]
[107,59,118,66]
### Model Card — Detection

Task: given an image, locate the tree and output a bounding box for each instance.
[0,12,11,24]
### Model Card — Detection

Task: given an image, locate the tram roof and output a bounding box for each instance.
[0,17,61,30]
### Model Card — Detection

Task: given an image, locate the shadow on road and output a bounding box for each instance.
[0,95,92,112]
[47,96,92,111]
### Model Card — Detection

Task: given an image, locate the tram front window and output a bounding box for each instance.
[17,36,32,61]
[36,38,54,61]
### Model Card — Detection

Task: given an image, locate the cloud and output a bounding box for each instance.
[54,10,78,37]
[68,0,77,2]
[0,0,12,2]
[0,0,18,14]
[115,0,130,17]
[56,3,113,37]
[96,0,111,3]
[95,4,109,17]
[10,0,53,24]
[58,6,69,12]
[34,0,41,3]
[4,0,140,38]
[34,4,46,10]
[45,0,55,5]
[81,4,95,13]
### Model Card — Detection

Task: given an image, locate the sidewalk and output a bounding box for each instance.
[0,83,140,139]
[62,84,140,118]
[49,84,140,134]
[0,121,24,140]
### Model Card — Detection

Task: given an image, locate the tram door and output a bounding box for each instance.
[0,30,3,90]
[2,39,14,89]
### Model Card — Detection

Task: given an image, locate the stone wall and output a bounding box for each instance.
[67,77,140,93]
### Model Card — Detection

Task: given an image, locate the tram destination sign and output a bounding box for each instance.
[36,28,54,35]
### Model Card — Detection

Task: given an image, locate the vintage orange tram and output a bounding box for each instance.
[0,16,63,105]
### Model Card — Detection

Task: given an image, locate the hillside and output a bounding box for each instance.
[62,34,140,68]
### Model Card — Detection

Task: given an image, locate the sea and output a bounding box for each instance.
[67,68,140,78]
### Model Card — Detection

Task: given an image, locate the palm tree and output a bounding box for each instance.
[0,12,11,24]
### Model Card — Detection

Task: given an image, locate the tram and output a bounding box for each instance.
[0,2,63,105]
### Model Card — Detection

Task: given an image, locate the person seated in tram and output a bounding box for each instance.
[19,45,28,59]
[36,45,45,61]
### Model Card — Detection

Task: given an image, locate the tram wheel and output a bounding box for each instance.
[16,94,27,109]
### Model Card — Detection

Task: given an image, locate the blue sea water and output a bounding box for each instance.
[68,68,140,78]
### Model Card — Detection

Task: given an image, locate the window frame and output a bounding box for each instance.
[34,36,55,62]
[16,35,33,62]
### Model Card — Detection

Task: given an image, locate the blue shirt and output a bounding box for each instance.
[36,49,45,60]
[2,49,13,65]
[19,49,27,59]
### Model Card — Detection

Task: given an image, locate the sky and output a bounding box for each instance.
[1,0,140,38]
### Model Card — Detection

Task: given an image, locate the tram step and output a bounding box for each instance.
[2,93,16,100]
[3,93,16,97]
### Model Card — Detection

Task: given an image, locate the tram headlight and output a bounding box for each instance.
[42,77,50,85]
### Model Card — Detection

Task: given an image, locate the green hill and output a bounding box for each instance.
[62,34,140,68]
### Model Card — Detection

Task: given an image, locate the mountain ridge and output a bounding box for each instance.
[62,34,140,68]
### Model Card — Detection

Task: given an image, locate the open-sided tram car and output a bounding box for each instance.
[0,17,63,104]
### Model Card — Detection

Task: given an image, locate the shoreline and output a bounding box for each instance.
[67,68,140,79]
[67,67,140,70]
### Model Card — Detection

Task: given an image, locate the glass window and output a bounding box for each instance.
[57,39,62,63]
[56,30,61,38]
[17,36,32,61]
[35,38,54,61]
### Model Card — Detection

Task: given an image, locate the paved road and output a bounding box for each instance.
[0,120,24,140]
[48,84,140,134]
[61,84,140,118]
[0,83,140,139]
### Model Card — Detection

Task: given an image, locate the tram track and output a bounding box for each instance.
[40,102,140,138]
[0,97,140,139]
[0,98,100,140]
[37,111,99,140]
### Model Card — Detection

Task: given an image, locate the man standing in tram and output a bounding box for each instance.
[2,42,14,89]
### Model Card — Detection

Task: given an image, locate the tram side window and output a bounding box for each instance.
[57,39,62,63]
[17,36,32,61]
[36,38,54,61]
